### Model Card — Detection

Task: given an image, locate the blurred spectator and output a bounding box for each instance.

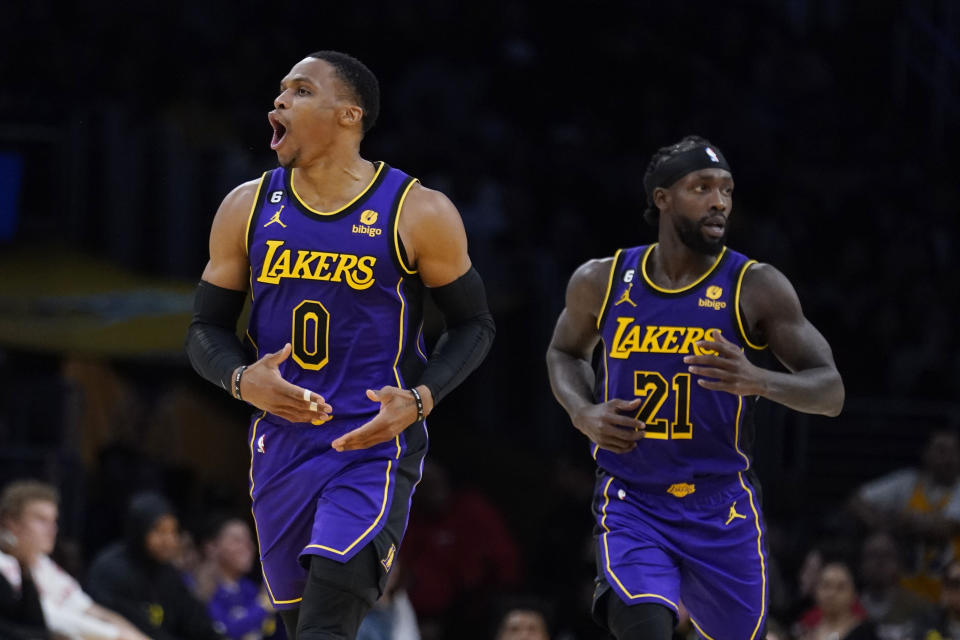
[356,559,419,640]
[400,459,521,640]
[0,533,48,639]
[794,556,879,640]
[849,430,960,601]
[922,560,960,640]
[86,491,222,640]
[491,597,551,640]
[858,530,935,640]
[0,479,149,640]
[190,513,281,640]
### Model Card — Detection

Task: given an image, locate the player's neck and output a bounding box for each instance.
[291,149,375,212]
[649,234,721,289]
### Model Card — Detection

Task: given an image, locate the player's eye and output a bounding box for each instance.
[297,87,311,96]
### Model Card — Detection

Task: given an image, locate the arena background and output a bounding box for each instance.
[0,1,957,638]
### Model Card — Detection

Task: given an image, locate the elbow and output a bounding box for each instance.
[823,375,845,417]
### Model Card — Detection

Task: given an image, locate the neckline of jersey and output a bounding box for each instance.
[288,161,385,216]
[640,243,728,294]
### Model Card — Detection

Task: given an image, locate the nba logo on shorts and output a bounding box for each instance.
[705,147,719,163]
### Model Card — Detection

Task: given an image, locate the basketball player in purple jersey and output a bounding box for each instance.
[185,51,494,640]
[546,135,844,640]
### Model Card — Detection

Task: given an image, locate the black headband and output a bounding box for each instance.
[643,145,731,201]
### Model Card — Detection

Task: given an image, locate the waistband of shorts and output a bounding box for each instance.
[613,473,745,499]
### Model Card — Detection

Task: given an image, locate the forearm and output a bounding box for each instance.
[758,365,844,416]
[184,281,249,394]
[419,315,494,406]
[546,348,596,420]
[419,267,495,407]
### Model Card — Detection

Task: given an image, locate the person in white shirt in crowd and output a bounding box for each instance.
[0,479,150,640]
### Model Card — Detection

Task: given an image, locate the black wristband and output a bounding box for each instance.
[233,365,248,400]
[409,387,424,422]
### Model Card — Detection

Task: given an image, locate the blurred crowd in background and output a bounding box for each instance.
[0,0,958,638]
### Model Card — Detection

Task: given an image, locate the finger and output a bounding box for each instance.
[297,388,333,414]
[700,338,742,358]
[687,366,728,379]
[332,417,385,452]
[606,413,646,431]
[279,406,333,423]
[366,388,381,402]
[615,425,647,440]
[697,378,738,393]
[611,397,643,411]
[682,354,730,367]
[601,427,645,448]
[266,343,293,366]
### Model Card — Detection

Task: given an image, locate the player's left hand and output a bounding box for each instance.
[683,333,767,397]
[331,386,430,452]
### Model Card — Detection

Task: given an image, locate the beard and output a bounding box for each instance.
[673,215,725,256]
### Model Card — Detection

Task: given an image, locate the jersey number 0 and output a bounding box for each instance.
[291,300,330,370]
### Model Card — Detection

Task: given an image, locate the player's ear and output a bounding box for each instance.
[653,187,669,211]
[340,104,364,129]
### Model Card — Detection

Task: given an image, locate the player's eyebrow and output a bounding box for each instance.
[279,75,316,91]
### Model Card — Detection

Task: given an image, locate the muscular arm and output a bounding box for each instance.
[743,264,844,416]
[331,183,494,451]
[546,259,607,417]
[184,180,329,423]
[546,259,645,453]
[686,263,844,416]
[401,185,495,407]
[184,181,256,393]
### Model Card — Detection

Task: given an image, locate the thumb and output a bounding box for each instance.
[366,388,381,402]
[266,343,292,366]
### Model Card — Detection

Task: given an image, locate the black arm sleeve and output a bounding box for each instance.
[184,280,249,394]
[419,267,495,405]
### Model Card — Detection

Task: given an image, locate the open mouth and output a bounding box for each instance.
[269,113,288,150]
[702,218,726,238]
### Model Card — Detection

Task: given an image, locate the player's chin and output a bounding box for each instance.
[276,150,298,170]
[700,234,726,254]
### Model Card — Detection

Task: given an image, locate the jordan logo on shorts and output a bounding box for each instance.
[615,283,637,307]
[264,205,287,228]
[725,501,747,525]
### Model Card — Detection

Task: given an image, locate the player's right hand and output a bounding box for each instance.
[572,398,645,454]
[239,343,333,423]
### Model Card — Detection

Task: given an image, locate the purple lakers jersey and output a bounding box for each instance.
[594,244,767,487]
[245,162,427,428]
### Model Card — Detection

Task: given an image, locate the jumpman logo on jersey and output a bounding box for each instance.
[264,205,287,228]
[725,502,747,525]
[615,283,637,307]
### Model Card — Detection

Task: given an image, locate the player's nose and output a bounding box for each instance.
[273,91,288,110]
[709,189,727,211]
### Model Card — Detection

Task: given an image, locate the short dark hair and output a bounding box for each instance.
[642,134,717,226]
[309,50,380,134]
[492,595,553,639]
